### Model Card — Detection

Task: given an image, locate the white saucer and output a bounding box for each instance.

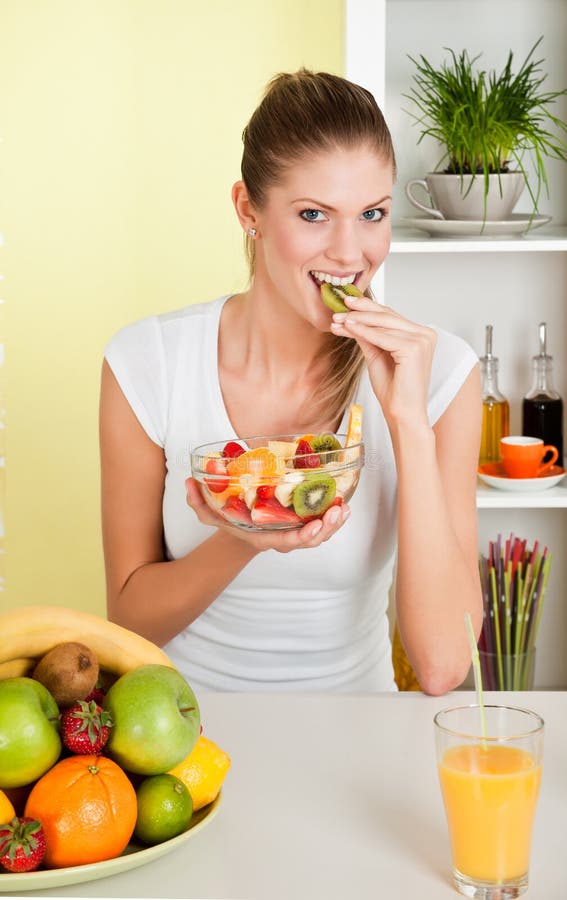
[402,214,552,238]
[477,463,566,492]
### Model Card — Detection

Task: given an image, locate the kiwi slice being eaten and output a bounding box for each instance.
[311,433,342,454]
[293,473,336,518]
[320,282,364,313]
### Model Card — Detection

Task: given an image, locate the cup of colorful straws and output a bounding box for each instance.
[478,534,552,690]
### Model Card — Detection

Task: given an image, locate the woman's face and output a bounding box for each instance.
[253,144,394,329]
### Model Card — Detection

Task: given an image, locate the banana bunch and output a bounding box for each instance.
[0,605,174,681]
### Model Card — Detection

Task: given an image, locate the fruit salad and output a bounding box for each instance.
[191,407,364,531]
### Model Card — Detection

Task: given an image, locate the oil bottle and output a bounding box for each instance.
[479,325,510,466]
[522,322,564,466]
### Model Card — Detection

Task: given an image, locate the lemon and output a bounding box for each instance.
[134,774,192,845]
[168,735,231,811]
[0,789,16,824]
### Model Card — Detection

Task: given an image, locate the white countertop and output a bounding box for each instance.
[5,690,566,899]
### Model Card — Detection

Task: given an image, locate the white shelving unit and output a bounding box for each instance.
[391,225,567,254]
[476,479,567,510]
[346,0,567,687]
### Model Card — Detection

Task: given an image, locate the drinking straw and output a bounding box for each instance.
[504,562,512,686]
[527,551,551,655]
[477,534,552,691]
[518,551,540,658]
[465,612,487,747]
[479,555,493,656]
[489,566,504,689]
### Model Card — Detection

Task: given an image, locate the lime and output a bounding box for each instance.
[134,774,193,845]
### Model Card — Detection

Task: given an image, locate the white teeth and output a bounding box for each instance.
[311,271,357,287]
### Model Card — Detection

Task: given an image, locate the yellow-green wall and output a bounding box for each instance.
[0,1,344,615]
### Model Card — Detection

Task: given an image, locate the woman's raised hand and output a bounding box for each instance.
[185,477,351,554]
[330,294,437,430]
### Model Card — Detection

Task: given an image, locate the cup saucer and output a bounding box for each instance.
[478,462,566,492]
[402,214,551,238]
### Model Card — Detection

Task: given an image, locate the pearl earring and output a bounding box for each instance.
[247,227,257,237]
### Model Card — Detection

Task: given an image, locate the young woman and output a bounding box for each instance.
[100,70,482,695]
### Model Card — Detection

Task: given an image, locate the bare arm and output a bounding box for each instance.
[331,295,482,695]
[100,360,260,645]
[393,366,483,695]
[100,360,350,646]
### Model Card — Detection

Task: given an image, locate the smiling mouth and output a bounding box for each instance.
[310,270,359,287]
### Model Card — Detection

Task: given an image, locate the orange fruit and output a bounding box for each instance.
[24,755,137,868]
[0,789,15,824]
[226,447,280,478]
[168,735,231,811]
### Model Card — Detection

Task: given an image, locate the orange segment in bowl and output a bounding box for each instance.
[345,403,363,446]
[227,447,281,478]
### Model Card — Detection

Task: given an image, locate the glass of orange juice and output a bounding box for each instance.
[434,704,544,899]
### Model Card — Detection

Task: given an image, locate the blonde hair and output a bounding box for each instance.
[240,69,396,429]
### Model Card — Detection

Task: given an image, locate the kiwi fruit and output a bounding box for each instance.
[293,473,336,518]
[311,433,342,454]
[32,641,99,707]
[320,282,364,313]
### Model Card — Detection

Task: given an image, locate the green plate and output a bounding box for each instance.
[0,793,221,892]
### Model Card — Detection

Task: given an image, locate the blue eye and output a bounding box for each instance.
[361,208,386,222]
[300,209,325,222]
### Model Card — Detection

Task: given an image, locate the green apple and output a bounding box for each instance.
[103,665,200,775]
[0,677,62,788]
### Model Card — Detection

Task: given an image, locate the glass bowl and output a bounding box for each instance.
[190,433,364,531]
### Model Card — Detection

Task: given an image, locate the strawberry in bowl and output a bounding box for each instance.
[190,406,364,532]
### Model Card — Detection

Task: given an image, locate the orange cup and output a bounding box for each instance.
[500,436,558,478]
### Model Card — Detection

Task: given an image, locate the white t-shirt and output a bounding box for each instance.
[105,295,478,692]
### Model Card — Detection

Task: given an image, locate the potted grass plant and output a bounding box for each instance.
[404,37,567,221]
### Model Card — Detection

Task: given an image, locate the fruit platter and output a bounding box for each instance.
[191,404,364,531]
[0,606,230,891]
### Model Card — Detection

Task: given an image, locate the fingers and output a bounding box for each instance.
[332,294,436,343]
[333,320,435,356]
[272,502,351,553]
[185,477,207,510]
[331,307,437,363]
[185,477,229,528]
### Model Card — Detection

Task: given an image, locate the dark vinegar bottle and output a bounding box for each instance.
[522,322,564,466]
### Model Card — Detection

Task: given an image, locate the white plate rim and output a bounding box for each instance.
[402,214,551,237]
[477,469,566,492]
[0,793,221,892]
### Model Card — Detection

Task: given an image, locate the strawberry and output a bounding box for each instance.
[221,441,245,459]
[256,484,276,501]
[0,817,46,873]
[204,457,229,493]
[251,496,302,526]
[84,686,106,705]
[60,700,113,755]
[293,439,321,469]
[222,495,253,525]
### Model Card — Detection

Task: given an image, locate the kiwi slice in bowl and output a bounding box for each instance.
[311,433,342,454]
[292,473,336,518]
